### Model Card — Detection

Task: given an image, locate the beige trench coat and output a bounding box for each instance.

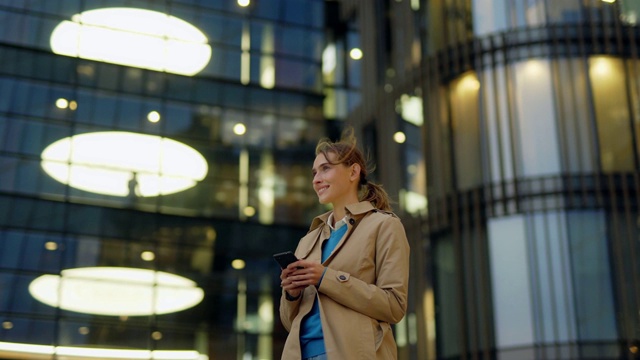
[279,201,410,360]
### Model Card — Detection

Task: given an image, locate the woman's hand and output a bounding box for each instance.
[280,259,325,298]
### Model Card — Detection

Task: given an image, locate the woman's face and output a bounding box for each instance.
[312,152,358,206]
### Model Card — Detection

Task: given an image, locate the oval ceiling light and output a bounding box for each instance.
[41,131,208,197]
[0,341,207,360]
[29,267,205,316]
[50,7,212,76]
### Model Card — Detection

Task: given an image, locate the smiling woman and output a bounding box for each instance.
[50,7,212,76]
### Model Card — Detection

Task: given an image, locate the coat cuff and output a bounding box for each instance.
[285,290,301,301]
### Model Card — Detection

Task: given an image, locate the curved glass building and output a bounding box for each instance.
[330,0,640,359]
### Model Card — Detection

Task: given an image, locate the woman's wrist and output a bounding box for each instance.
[285,290,301,301]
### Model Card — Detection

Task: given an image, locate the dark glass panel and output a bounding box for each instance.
[0,316,57,344]
[205,47,242,82]
[197,11,243,48]
[90,92,118,127]
[275,58,321,92]
[116,96,144,131]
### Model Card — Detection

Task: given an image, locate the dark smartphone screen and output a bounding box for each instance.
[273,251,299,269]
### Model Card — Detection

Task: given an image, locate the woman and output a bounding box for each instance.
[279,128,410,360]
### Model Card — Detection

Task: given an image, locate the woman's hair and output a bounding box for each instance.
[315,127,392,211]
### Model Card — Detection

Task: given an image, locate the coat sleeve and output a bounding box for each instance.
[279,289,302,331]
[317,215,410,324]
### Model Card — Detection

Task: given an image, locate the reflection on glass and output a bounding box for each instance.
[28,267,205,316]
[487,215,535,347]
[41,131,208,197]
[450,71,481,189]
[50,8,212,76]
[589,56,634,172]
[260,24,275,89]
[513,59,561,177]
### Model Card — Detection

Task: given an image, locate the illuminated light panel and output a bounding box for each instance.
[393,131,406,144]
[349,48,363,60]
[41,131,208,197]
[29,267,205,316]
[50,8,212,76]
[322,43,337,74]
[0,342,208,360]
[400,94,424,126]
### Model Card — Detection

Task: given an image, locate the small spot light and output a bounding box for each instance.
[2,321,13,330]
[45,242,58,251]
[232,259,246,270]
[349,48,363,60]
[56,98,69,109]
[141,251,155,261]
[151,331,163,340]
[147,111,161,123]
[243,206,255,217]
[234,123,247,135]
[393,132,406,144]
[78,326,90,335]
[238,0,251,6]
[69,100,78,110]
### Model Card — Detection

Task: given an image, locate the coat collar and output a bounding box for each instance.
[308,201,376,233]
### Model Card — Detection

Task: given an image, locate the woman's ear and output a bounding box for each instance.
[350,163,361,182]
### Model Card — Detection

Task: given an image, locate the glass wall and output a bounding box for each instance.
[419,0,640,359]
[0,0,328,359]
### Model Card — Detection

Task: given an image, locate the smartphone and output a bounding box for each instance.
[273,251,301,269]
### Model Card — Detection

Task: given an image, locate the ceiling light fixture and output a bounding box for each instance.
[29,267,205,316]
[50,8,212,76]
[0,342,208,360]
[41,131,208,197]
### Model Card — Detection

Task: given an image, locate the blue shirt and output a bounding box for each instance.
[300,217,348,358]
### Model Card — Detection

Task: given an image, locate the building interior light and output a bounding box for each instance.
[140,251,155,261]
[393,131,406,144]
[147,110,161,123]
[231,259,246,270]
[458,73,481,92]
[40,131,208,197]
[400,189,428,215]
[349,48,363,60]
[28,267,205,316]
[399,94,424,126]
[238,0,251,7]
[50,8,212,76]
[0,342,208,360]
[591,56,612,76]
[322,43,337,75]
[233,123,247,135]
[56,98,69,109]
[243,206,256,217]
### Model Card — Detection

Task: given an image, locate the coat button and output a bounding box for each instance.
[349,218,355,225]
[339,275,347,280]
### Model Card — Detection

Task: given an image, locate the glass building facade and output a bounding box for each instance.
[332,0,640,359]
